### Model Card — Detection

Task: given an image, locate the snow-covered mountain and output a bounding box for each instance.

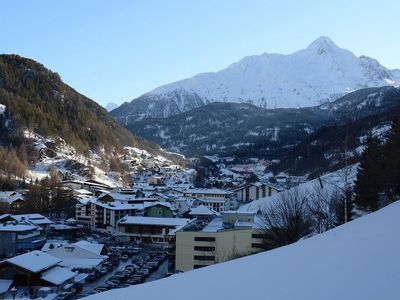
[85,200,400,300]
[112,36,400,122]
[125,86,400,162]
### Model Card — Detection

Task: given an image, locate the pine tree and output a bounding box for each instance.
[383,113,400,200]
[354,135,383,211]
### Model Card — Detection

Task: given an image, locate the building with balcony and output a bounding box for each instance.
[117,216,193,244]
[175,211,264,271]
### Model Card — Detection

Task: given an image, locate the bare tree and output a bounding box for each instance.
[307,182,336,234]
[260,187,312,250]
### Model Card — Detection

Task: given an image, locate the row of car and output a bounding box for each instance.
[86,248,168,295]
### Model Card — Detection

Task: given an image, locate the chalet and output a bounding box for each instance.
[144,202,176,218]
[0,251,76,292]
[0,223,41,257]
[44,241,106,271]
[11,214,53,230]
[232,182,283,203]
[169,197,202,216]
[185,205,219,220]
[0,191,25,213]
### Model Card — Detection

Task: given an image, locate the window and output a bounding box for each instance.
[252,233,265,239]
[194,265,206,269]
[194,255,215,261]
[194,246,215,251]
[194,237,215,242]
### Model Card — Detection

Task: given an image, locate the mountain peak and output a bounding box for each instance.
[306,36,338,54]
[114,36,399,121]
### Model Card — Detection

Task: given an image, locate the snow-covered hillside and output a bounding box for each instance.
[24,130,179,187]
[85,200,400,300]
[239,165,358,213]
[113,36,400,121]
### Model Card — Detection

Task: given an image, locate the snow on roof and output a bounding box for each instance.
[62,180,111,188]
[0,223,37,232]
[144,201,173,210]
[46,243,105,269]
[201,218,224,232]
[101,192,139,201]
[40,266,76,285]
[12,214,53,225]
[73,241,105,256]
[5,250,61,273]
[0,279,12,294]
[74,189,93,195]
[85,201,400,300]
[199,198,226,204]
[189,205,216,216]
[94,201,143,211]
[58,258,103,269]
[184,188,231,195]
[42,241,69,252]
[118,216,191,227]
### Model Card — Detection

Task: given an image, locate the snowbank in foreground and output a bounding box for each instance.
[85,201,400,300]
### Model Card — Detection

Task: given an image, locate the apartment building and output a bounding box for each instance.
[175,211,264,271]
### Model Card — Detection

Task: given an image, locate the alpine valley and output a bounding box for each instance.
[111,37,400,176]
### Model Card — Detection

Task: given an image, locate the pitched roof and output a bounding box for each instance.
[189,205,217,216]
[184,188,231,195]
[12,214,53,225]
[73,241,105,256]
[40,266,76,285]
[4,250,61,273]
[0,223,37,232]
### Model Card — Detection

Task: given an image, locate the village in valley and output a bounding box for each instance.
[0,148,297,299]
[1,2,400,299]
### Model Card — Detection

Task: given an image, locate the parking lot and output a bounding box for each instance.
[58,244,169,299]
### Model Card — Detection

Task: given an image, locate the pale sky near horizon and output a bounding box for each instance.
[1,0,399,106]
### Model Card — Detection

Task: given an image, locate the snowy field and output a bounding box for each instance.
[85,201,400,300]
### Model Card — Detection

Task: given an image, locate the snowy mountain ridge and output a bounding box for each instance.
[112,36,400,121]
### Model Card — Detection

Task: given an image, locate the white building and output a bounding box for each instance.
[183,189,232,212]
[75,199,142,232]
[232,182,283,203]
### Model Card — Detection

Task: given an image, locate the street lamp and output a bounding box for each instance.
[10,287,17,300]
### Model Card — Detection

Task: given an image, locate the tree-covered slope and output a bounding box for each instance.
[0,54,159,155]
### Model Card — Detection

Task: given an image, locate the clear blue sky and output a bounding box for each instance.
[1,0,399,106]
